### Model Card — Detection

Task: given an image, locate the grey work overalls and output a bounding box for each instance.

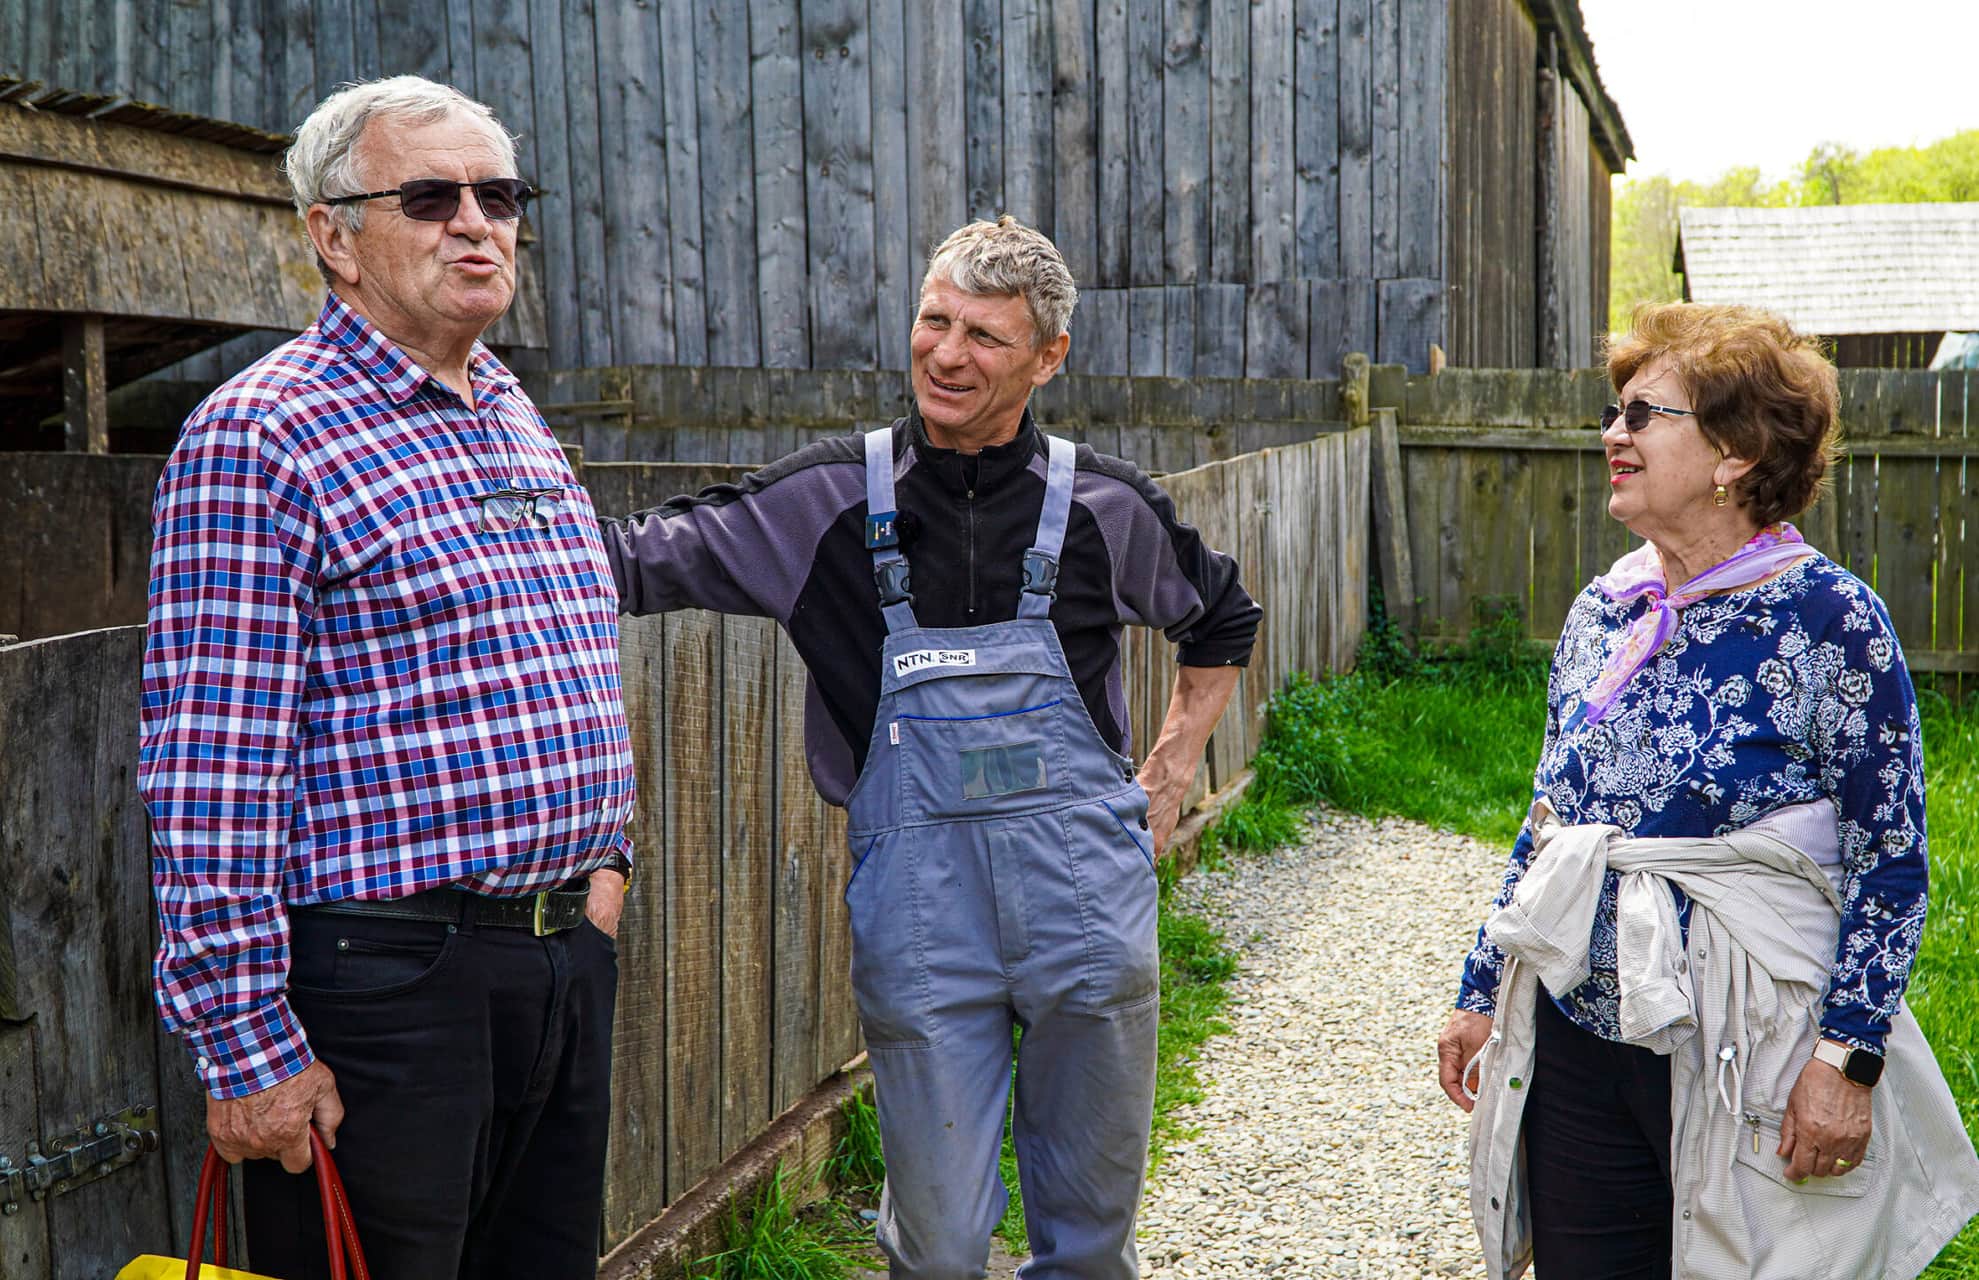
[844,426,1161,1280]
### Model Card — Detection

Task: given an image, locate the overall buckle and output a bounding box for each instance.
[875,560,913,607]
[1021,550,1060,599]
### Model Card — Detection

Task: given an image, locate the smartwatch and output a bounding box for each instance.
[1813,1039,1883,1087]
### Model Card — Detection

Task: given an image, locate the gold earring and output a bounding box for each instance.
[1713,484,1728,507]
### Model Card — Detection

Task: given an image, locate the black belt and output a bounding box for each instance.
[304,879,591,936]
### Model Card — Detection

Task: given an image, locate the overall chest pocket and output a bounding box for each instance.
[894,699,1069,823]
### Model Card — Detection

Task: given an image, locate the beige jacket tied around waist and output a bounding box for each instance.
[1466,808,1979,1280]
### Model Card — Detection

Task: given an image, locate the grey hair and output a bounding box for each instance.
[282,75,518,239]
[920,215,1078,346]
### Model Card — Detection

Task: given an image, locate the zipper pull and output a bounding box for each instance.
[1745,1112,1762,1155]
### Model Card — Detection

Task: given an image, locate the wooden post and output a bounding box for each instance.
[1535,33,1564,369]
[62,315,109,455]
[1340,351,1371,428]
[1368,406,1417,635]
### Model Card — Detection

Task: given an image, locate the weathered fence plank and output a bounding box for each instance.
[664,610,725,1201]
[800,0,879,369]
[720,617,777,1156]
[1126,0,1164,288]
[604,620,671,1243]
[751,0,811,369]
[696,0,763,368]
[869,0,911,371]
[1161,0,1208,284]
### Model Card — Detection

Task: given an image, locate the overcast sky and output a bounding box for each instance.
[1577,0,1979,184]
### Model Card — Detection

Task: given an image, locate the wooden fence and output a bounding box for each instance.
[0,424,1368,1275]
[525,366,1345,474]
[1392,367,1979,676]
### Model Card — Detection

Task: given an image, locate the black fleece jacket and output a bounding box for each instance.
[598,409,1261,805]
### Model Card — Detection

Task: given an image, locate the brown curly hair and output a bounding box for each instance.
[1604,303,1841,525]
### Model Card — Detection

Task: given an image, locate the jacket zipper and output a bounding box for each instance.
[966,484,977,618]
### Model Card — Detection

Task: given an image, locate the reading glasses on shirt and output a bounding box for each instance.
[324,177,535,222]
[477,486,563,534]
[1599,400,1697,433]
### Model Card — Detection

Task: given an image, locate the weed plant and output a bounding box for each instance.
[689,1164,871,1280]
[826,1088,885,1197]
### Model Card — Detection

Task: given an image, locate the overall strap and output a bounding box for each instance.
[863,426,919,633]
[1017,434,1077,620]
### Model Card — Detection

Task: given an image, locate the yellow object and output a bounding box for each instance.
[116,1256,277,1280]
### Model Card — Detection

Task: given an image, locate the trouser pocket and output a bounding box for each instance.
[288,912,463,1001]
[1065,798,1159,1013]
[845,831,937,1047]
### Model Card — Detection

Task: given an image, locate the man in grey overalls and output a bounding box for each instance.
[601,216,1259,1278]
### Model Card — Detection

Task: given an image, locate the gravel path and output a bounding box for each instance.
[1134,808,1509,1279]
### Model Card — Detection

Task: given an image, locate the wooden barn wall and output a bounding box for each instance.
[1,0,1461,380]
[1443,0,1537,370]
[1548,73,1594,367]
[1589,145,1612,347]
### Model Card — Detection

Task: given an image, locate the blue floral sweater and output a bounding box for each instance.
[1457,554,1928,1055]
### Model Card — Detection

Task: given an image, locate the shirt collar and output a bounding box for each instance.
[907,406,1041,495]
[316,292,519,407]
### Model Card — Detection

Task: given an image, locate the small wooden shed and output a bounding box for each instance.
[1675,203,1979,368]
[0,77,546,448]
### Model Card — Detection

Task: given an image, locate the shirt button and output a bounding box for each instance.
[196,1057,210,1072]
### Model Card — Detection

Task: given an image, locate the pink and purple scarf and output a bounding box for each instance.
[1580,523,1816,725]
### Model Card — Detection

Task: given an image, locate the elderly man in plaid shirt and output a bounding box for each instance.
[138,76,633,1278]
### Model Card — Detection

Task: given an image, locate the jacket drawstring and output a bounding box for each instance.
[1463,1033,1501,1103]
[1715,1043,1744,1119]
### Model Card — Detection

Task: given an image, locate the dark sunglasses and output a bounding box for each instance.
[476,486,563,533]
[324,177,535,222]
[1600,400,1697,433]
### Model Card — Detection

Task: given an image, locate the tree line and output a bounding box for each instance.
[1609,130,1979,332]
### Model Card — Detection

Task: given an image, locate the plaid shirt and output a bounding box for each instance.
[140,294,635,1099]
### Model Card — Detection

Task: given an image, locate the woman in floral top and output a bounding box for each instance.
[1435,304,1928,1277]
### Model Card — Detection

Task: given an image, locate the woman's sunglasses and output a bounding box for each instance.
[1600,400,1697,433]
[324,177,535,222]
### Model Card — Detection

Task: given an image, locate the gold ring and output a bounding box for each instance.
[1834,1157,1852,1169]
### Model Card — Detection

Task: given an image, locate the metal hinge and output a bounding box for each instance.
[0,1103,160,1216]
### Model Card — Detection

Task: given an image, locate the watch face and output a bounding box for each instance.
[1844,1049,1885,1087]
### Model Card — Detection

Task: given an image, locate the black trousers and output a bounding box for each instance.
[244,908,618,1280]
[1524,992,1674,1280]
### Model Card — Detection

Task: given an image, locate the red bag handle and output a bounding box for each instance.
[186,1129,370,1280]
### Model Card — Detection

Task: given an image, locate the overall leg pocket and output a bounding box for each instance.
[845,832,937,1048]
[1065,799,1159,1014]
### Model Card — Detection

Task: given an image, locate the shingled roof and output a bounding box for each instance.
[1675,203,1979,335]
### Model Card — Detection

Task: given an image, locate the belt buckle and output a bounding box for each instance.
[532,890,552,937]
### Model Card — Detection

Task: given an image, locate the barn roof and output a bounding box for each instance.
[1675,203,1979,335]
[0,76,290,153]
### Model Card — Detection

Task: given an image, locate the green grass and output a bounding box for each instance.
[1203,597,1551,859]
[825,1087,885,1198]
[688,1164,874,1280]
[1911,684,1979,1278]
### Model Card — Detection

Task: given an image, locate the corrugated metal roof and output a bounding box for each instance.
[1676,204,1979,335]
